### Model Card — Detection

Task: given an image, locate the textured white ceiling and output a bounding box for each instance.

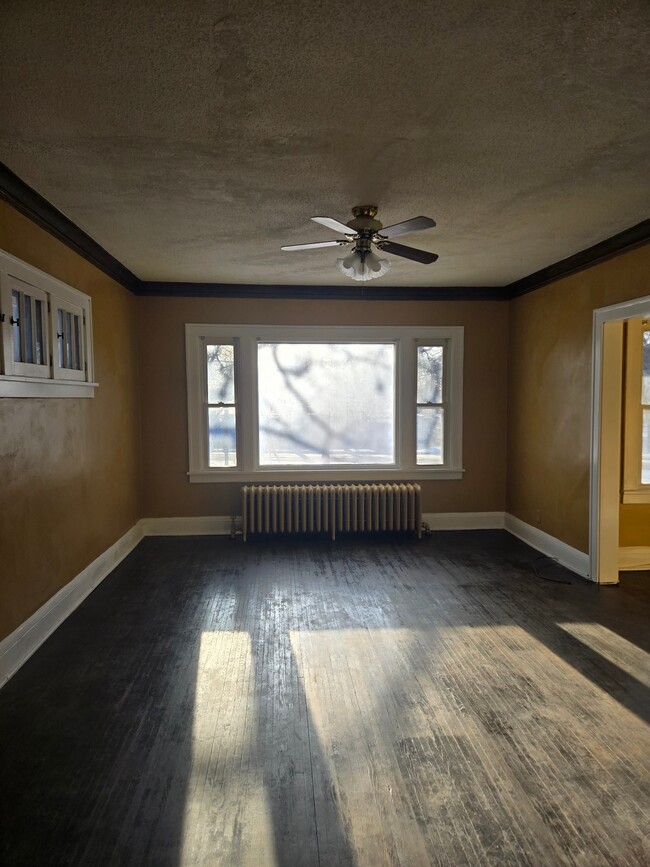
[1,0,648,286]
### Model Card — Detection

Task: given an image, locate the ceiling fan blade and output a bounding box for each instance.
[377,240,439,264]
[281,240,348,251]
[311,216,357,236]
[376,216,436,239]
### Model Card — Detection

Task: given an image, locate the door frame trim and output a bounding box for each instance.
[590,294,650,583]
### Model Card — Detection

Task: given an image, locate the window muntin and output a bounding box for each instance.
[257,342,396,467]
[187,325,463,482]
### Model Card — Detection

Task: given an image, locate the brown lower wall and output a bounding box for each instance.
[138,297,509,518]
[507,244,650,555]
[0,202,142,641]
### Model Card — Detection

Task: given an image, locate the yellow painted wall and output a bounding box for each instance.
[137,297,509,518]
[507,244,650,554]
[619,505,650,547]
[0,201,142,641]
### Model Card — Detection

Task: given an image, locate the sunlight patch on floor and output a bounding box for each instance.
[290,627,442,865]
[556,621,650,686]
[180,630,277,867]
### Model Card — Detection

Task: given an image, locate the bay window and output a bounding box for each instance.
[186,324,463,482]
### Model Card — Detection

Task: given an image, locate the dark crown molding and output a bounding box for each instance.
[0,161,142,293]
[1,161,647,300]
[138,282,506,301]
[505,220,650,298]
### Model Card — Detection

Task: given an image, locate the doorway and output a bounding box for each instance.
[590,295,650,583]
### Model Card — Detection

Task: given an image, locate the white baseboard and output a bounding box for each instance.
[146,513,505,535]
[619,546,650,571]
[422,511,505,530]
[504,514,591,579]
[140,516,234,536]
[0,521,144,687]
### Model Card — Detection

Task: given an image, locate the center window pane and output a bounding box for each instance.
[258,343,395,466]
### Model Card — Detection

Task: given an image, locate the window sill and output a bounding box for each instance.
[189,467,465,483]
[621,488,650,504]
[0,377,98,398]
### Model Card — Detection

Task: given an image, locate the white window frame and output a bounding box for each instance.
[0,248,96,398]
[186,323,464,483]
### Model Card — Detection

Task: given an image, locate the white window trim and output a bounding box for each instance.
[0,248,97,398]
[186,323,464,483]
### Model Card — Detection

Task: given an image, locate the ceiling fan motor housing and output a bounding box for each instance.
[346,205,383,235]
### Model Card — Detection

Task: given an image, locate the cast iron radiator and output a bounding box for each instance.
[241,483,422,541]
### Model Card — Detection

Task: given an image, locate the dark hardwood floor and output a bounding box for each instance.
[0,531,648,866]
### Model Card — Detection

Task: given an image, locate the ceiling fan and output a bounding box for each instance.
[281,206,438,281]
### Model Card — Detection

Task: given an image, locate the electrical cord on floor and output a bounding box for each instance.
[532,556,573,585]
[419,521,572,584]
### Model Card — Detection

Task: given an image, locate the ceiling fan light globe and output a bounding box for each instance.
[365,251,391,277]
[365,251,382,272]
[337,248,391,281]
[342,251,359,270]
[373,257,391,278]
[336,252,359,278]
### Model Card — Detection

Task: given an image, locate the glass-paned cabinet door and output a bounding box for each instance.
[51,298,87,381]
[0,274,50,378]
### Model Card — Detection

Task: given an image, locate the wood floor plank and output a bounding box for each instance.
[0,532,648,866]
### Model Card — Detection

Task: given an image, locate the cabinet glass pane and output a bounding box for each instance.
[11,290,21,362]
[417,406,444,465]
[57,309,64,367]
[23,294,33,363]
[73,315,81,369]
[208,407,237,467]
[65,312,72,368]
[417,345,443,404]
[207,344,235,403]
[34,299,45,365]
